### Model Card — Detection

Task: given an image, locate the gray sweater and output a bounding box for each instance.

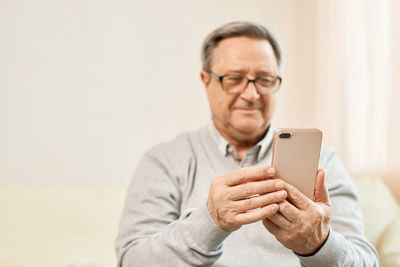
[115,125,378,266]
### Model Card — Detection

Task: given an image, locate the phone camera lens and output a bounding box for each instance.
[279,133,291,139]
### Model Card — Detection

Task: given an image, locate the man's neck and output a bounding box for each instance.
[213,123,269,161]
[235,144,255,161]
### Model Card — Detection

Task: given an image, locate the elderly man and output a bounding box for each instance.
[115,21,378,266]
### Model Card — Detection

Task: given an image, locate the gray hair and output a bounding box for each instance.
[201,21,282,71]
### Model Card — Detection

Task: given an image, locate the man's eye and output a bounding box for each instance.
[260,77,274,82]
[225,76,244,84]
[258,78,274,86]
[226,76,243,81]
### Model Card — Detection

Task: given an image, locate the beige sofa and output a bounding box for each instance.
[0,177,399,267]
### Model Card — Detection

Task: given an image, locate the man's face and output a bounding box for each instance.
[201,36,279,143]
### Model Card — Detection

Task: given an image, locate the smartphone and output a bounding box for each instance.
[271,128,322,200]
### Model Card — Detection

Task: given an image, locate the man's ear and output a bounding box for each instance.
[200,70,211,88]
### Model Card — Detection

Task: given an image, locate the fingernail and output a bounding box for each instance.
[271,204,279,212]
[278,191,286,198]
[267,167,275,175]
[275,181,284,188]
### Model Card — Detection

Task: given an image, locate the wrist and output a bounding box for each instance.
[294,228,330,256]
[206,198,240,232]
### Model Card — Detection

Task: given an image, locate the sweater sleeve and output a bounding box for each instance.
[114,149,230,267]
[297,148,379,267]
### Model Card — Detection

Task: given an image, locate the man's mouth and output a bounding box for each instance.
[234,107,261,110]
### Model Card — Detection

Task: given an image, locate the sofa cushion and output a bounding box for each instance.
[0,186,126,267]
[352,176,400,246]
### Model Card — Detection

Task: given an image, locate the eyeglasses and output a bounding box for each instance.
[208,72,282,95]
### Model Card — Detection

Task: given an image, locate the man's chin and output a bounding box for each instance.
[231,120,266,136]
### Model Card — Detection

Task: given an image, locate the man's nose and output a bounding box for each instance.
[240,81,260,101]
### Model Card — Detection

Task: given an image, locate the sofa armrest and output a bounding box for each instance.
[378,215,400,267]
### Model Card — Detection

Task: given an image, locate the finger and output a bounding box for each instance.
[284,182,313,210]
[278,200,301,223]
[234,190,287,213]
[229,179,285,200]
[262,218,281,235]
[313,169,331,205]
[225,166,276,186]
[268,212,292,230]
[234,204,279,225]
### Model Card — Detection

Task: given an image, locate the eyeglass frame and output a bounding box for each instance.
[208,71,282,95]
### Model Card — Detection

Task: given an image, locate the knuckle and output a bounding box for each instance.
[245,198,256,210]
[217,207,229,219]
[243,184,253,196]
[302,221,314,232]
[311,210,321,219]
[211,190,226,203]
[279,201,288,212]
[279,233,290,243]
[286,223,295,232]
[236,169,247,183]
[225,187,236,200]
[226,215,237,225]
[220,191,231,202]
[291,191,300,201]
[311,206,324,218]
[265,204,278,215]
[255,166,266,177]
[264,182,272,193]
[263,180,274,192]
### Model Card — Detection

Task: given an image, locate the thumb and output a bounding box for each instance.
[313,169,330,205]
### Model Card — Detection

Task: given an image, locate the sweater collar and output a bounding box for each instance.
[207,121,274,163]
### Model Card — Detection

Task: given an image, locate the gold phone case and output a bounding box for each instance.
[271,128,322,200]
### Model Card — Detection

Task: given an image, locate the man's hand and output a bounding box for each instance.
[262,170,331,255]
[207,166,287,232]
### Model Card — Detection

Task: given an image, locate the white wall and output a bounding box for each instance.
[0,0,317,185]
